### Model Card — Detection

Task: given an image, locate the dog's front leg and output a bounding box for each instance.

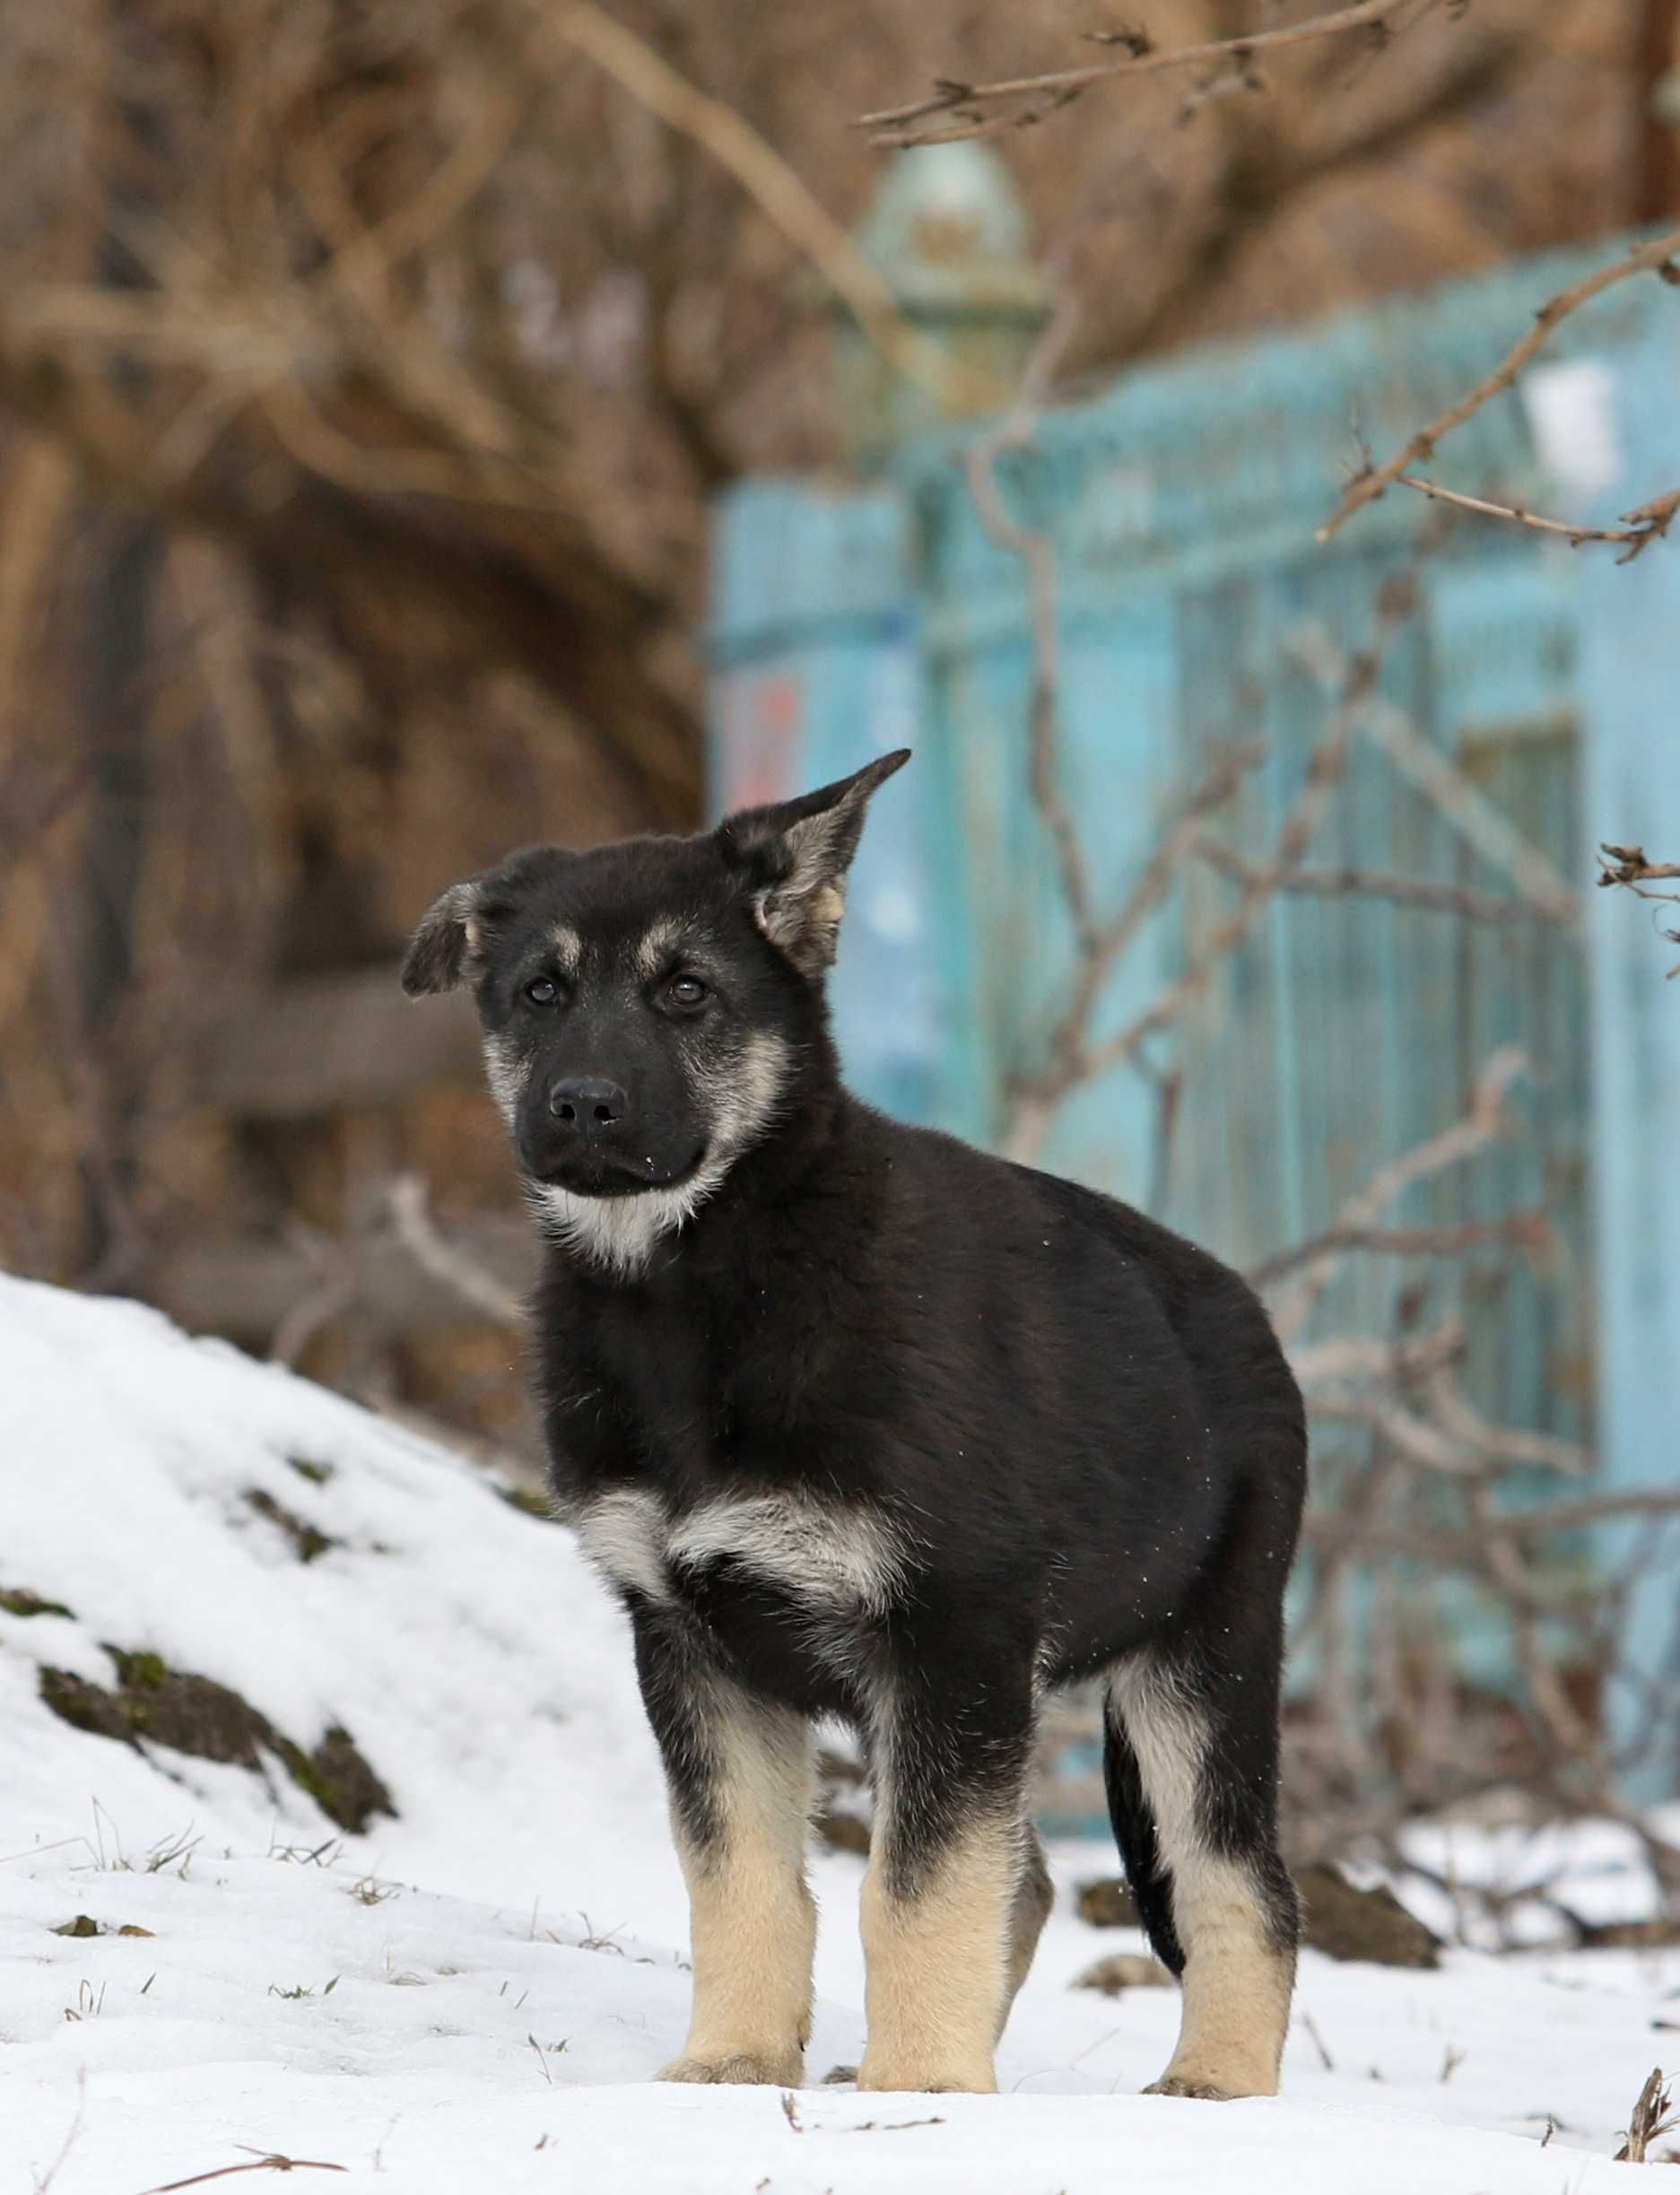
[632,1615,816,2086]
[857,1661,1035,2095]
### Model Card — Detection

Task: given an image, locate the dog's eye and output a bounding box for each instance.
[524,976,561,1007]
[666,974,709,1011]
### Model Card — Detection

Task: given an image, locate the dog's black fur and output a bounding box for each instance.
[404,751,1306,2097]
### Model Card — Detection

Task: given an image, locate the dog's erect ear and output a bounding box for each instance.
[716,749,910,976]
[401,881,480,996]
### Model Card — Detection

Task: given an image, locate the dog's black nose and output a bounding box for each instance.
[547,1076,628,1133]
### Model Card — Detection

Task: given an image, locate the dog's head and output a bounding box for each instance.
[402,749,909,1272]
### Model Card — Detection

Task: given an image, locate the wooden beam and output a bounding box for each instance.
[1640,0,1680,222]
[193,963,482,1117]
[147,1213,537,1345]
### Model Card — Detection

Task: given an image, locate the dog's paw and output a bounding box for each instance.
[657,2051,802,2086]
[1145,2073,1263,2101]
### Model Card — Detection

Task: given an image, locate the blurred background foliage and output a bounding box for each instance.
[0,0,1664,1455]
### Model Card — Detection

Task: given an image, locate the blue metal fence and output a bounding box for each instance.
[709,231,1680,1794]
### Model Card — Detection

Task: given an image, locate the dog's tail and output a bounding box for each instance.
[1101,1696,1186,1977]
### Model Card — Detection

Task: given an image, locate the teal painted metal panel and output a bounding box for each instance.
[709,479,988,1140]
[708,230,1680,1808]
[1575,304,1680,1795]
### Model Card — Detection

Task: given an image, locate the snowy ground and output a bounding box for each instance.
[2,1273,1672,2192]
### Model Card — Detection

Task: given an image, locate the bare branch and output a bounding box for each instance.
[1288,626,1580,925]
[1269,1046,1527,1344]
[859,2,1405,148]
[962,298,1092,953]
[997,738,1264,1162]
[1068,583,1422,1092]
[1318,224,1680,544]
[386,1176,525,1328]
[1246,1209,1549,1287]
[1601,844,1680,890]
[1195,835,1573,929]
[1398,474,1680,562]
[1598,841,1680,977]
[1290,1319,1467,1392]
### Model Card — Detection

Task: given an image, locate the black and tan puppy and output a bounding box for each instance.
[403,750,1306,2097]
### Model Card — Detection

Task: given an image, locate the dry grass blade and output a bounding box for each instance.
[132,2156,348,2194]
[1616,2067,1677,2164]
[30,2069,86,2195]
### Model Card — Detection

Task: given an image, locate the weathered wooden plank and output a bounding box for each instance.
[194,965,481,1117]
[148,1214,535,1344]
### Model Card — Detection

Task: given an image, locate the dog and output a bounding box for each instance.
[402,748,1306,2097]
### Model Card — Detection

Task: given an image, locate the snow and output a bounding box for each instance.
[0,1272,1667,2192]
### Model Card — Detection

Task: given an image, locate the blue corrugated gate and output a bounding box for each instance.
[709,231,1680,1802]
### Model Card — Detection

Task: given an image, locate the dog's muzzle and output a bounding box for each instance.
[521,1076,701,1197]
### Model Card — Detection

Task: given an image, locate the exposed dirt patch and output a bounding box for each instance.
[1074,1951,1174,1994]
[1076,1866,1441,1968]
[1075,1877,1139,1928]
[245,1488,338,1564]
[0,1586,76,1619]
[814,1807,872,1857]
[814,1746,872,1857]
[39,1651,395,1834]
[1296,1864,1441,1968]
[499,1484,558,1523]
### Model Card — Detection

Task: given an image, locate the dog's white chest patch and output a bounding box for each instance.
[573,1486,904,1614]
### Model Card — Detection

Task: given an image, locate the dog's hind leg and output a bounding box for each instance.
[1001,1825,1053,2035]
[857,1653,1036,2094]
[1106,1645,1298,2101]
[633,1616,816,2086]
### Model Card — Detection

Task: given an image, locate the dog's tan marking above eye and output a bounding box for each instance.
[634,918,688,982]
[551,925,583,977]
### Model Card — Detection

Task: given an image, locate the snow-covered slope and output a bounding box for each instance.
[0,1275,1665,2191]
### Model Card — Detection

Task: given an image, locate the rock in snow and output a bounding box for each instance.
[0,1275,1664,2191]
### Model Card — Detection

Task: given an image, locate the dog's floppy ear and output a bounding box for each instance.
[717,749,910,976]
[401,881,481,996]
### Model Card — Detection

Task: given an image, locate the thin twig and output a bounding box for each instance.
[1247,1210,1548,1287]
[1600,844,1680,890]
[860,1,1406,146]
[962,297,1092,954]
[1287,625,1580,925]
[386,1175,524,1327]
[1074,584,1422,1090]
[31,2071,86,2195]
[131,2157,347,2195]
[1398,475,1680,562]
[1195,835,1571,928]
[1599,842,1680,976]
[1319,225,1680,543]
[999,740,1265,1162]
[1270,1046,1527,1344]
